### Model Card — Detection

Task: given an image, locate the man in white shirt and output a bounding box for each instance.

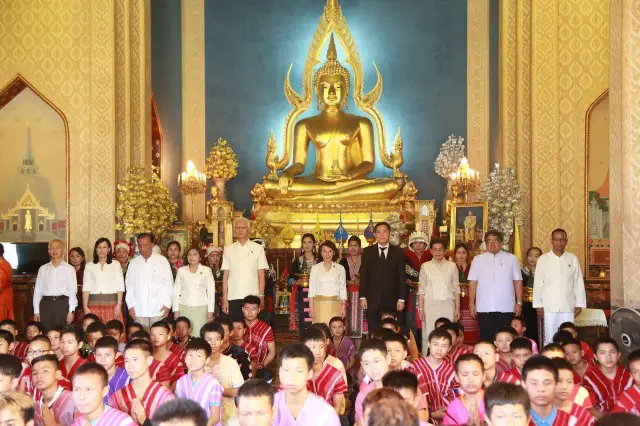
[33,239,78,331]
[125,233,173,331]
[222,217,269,321]
[468,230,523,340]
[533,228,586,344]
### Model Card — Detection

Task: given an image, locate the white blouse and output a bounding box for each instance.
[308,262,347,300]
[173,264,215,311]
[418,259,460,302]
[83,261,125,294]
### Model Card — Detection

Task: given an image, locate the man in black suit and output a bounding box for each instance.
[359,221,407,332]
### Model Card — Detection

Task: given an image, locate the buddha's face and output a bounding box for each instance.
[318,74,345,108]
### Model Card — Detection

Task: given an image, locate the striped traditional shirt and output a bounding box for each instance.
[60,356,87,381]
[308,361,348,405]
[410,357,459,411]
[582,364,632,413]
[34,386,76,426]
[568,403,594,425]
[105,368,129,404]
[243,319,275,365]
[108,381,174,419]
[175,373,223,425]
[149,359,171,384]
[161,352,185,384]
[71,406,136,426]
[613,384,640,415]
[444,345,471,366]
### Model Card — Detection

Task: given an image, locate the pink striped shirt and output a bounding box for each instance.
[410,357,459,411]
[71,406,136,426]
[108,381,174,419]
[34,387,77,426]
[175,373,223,425]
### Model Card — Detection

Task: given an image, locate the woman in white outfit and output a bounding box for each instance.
[173,248,215,336]
[418,238,460,353]
[309,240,347,325]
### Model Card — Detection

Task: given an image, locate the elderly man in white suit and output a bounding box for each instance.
[533,228,586,344]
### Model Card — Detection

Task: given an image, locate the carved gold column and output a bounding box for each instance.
[181,0,206,222]
[609,0,640,309]
[467,0,490,180]
[130,0,152,166]
[89,0,117,243]
[499,0,533,249]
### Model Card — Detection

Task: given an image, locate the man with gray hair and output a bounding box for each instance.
[222,217,269,320]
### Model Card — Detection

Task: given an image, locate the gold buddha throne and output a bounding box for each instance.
[251,0,418,238]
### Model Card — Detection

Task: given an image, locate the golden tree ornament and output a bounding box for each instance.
[115,166,178,238]
[205,137,238,180]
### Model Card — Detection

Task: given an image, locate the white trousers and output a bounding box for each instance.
[543,311,574,345]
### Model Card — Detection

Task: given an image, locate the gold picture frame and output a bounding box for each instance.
[449,202,488,250]
[159,224,191,257]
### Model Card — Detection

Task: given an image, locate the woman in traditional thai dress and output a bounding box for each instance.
[522,246,543,343]
[288,233,318,330]
[418,238,460,353]
[339,235,368,342]
[309,240,347,325]
[452,243,479,344]
[69,247,86,322]
[83,238,125,324]
[166,240,183,280]
[173,248,215,337]
[404,231,432,353]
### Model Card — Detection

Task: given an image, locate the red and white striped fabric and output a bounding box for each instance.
[238,340,258,363]
[108,381,174,419]
[582,364,632,413]
[496,355,513,374]
[162,352,185,384]
[243,320,274,365]
[581,341,595,363]
[71,406,137,426]
[409,357,459,411]
[444,345,471,366]
[12,341,28,360]
[148,359,171,384]
[175,373,223,425]
[568,402,594,425]
[168,341,186,363]
[613,384,640,415]
[497,369,522,386]
[59,356,87,381]
[308,362,348,405]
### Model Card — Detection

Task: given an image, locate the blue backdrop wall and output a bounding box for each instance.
[204,0,468,214]
[151,1,504,216]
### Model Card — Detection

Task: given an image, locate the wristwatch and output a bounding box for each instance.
[516,300,523,305]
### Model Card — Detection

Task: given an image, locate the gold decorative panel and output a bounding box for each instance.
[467,0,490,180]
[609,0,640,309]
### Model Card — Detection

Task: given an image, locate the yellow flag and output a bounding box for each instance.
[514,221,523,266]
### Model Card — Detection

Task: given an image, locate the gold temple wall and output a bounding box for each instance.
[609,0,640,309]
[500,0,609,263]
[0,0,151,250]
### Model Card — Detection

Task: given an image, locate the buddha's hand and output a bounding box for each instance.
[278,175,292,194]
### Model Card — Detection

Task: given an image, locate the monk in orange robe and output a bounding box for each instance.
[0,243,14,320]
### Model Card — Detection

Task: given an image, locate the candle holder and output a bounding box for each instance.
[178,160,207,232]
[449,157,480,202]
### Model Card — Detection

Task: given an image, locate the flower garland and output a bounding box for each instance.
[434,134,466,179]
[115,166,177,237]
[205,137,238,180]
[479,164,523,242]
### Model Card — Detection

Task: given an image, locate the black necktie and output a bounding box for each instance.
[380,246,387,260]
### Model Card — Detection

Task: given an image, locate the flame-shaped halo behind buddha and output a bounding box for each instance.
[270,0,398,172]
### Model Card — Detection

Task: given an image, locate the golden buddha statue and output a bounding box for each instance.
[260,35,404,202]
[252,0,419,243]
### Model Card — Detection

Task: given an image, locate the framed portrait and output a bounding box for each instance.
[449,202,488,250]
[159,225,190,258]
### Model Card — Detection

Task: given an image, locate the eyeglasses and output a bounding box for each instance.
[27,350,46,357]
[486,239,501,244]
